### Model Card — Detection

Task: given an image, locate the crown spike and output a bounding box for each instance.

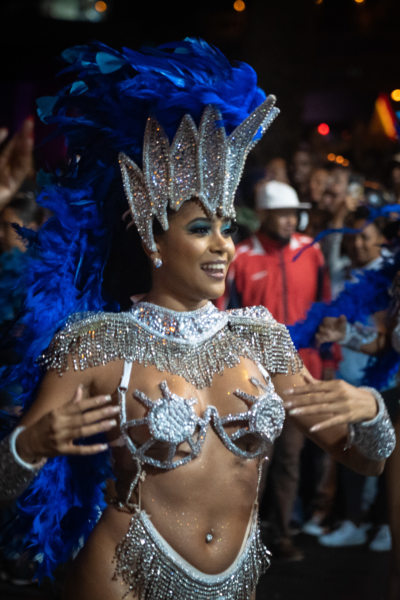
[170,114,200,212]
[143,118,171,231]
[225,96,279,206]
[198,106,228,217]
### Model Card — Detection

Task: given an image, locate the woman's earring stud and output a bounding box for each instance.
[153,257,163,269]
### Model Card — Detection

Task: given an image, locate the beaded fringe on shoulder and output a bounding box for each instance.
[40,308,302,387]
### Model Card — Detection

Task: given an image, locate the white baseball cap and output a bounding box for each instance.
[255,180,311,210]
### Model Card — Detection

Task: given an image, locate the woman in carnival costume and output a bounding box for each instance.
[0,39,396,600]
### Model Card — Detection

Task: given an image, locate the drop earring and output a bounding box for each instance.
[153,257,163,269]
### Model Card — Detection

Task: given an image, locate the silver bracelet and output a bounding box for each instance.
[347,387,396,460]
[341,322,378,352]
[0,427,46,502]
[9,426,47,471]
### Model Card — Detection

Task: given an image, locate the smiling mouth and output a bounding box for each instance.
[200,262,226,280]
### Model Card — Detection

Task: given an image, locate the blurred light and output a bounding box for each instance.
[391,89,400,102]
[354,0,365,4]
[39,0,109,21]
[327,153,336,161]
[317,122,330,135]
[95,1,107,12]
[315,0,323,4]
[374,94,398,140]
[342,159,350,167]
[233,0,246,12]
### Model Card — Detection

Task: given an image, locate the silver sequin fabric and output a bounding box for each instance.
[118,97,279,252]
[112,509,271,600]
[119,373,285,470]
[350,387,396,460]
[0,435,37,502]
[40,302,303,387]
[40,302,300,599]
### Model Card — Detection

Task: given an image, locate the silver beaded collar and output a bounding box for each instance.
[40,304,303,388]
[130,301,228,344]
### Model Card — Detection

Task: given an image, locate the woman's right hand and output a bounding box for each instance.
[16,385,119,464]
[315,314,347,345]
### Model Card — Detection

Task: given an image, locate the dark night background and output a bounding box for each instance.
[1,0,400,178]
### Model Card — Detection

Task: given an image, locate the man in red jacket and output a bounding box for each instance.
[218,179,337,560]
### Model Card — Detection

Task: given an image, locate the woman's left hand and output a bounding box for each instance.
[282,373,378,433]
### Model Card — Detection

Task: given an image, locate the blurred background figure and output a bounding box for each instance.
[289,143,315,204]
[309,208,392,550]
[264,157,290,184]
[309,166,330,207]
[387,153,400,202]
[0,117,41,329]
[0,189,44,254]
[0,118,43,588]
[316,164,364,298]
[0,118,35,213]
[302,164,330,238]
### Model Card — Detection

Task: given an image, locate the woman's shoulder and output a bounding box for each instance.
[63,309,131,331]
[224,305,303,375]
[40,310,135,373]
[52,309,134,342]
[225,305,280,328]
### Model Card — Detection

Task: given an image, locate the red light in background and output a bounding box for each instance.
[317,123,330,136]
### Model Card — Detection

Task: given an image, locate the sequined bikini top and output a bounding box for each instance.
[41,301,303,471]
[42,302,302,469]
[117,358,285,469]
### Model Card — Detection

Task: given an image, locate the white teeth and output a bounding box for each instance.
[202,264,224,271]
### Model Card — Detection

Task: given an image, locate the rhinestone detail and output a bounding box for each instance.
[40,304,303,388]
[112,509,271,600]
[119,97,279,251]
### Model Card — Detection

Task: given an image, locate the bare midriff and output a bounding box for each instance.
[64,357,267,599]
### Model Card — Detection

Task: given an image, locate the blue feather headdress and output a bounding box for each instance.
[0,38,274,578]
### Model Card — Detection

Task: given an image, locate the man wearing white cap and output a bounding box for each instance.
[219,179,337,561]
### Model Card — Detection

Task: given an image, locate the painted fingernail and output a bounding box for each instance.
[283,401,292,409]
[284,388,294,395]
[105,406,120,415]
[289,408,302,415]
[108,419,117,427]
[104,394,112,402]
[310,424,321,432]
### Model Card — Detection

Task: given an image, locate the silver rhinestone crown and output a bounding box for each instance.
[119,95,279,251]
